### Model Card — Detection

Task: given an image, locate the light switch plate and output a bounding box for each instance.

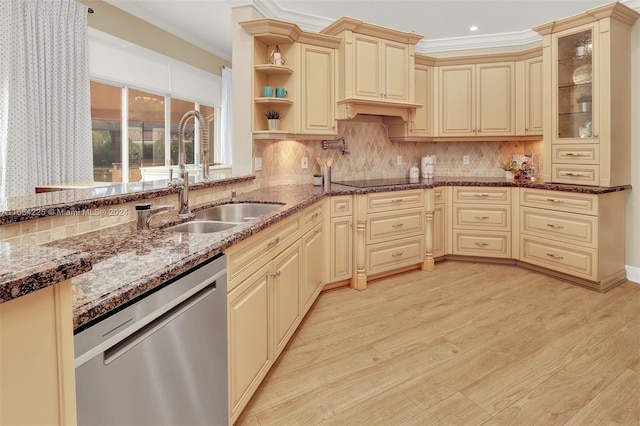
[396,155,403,166]
[463,155,470,165]
[254,157,262,171]
[301,157,308,169]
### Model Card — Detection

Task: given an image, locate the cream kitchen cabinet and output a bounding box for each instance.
[299,43,336,135]
[240,19,340,139]
[432,187,447,259]
[0,281,77,426]
[271,240,302,357]
[518,188,626,292]
[451,186,512,258]
[516,55,543,136]
[438,62,516,137]
[328,195,353,285]
[534,3,638,187]
[301,201,326,315]
[386,57,434,140]
[353,189,426,289]
[321,17,422,121]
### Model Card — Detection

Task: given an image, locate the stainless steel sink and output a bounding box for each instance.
[194,203,282,223]
[165,221,237,234]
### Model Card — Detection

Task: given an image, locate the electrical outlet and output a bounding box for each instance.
[396,155,403,166]
[463,155,470,165]
[301,157,309,169]
[254,157,262,171]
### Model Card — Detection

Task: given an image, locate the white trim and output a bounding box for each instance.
[417,30,542,54]
[626,265,640,284]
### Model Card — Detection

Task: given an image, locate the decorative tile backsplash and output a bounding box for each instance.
[253,121,543,185]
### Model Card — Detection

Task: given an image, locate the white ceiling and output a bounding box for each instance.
[104,0,640,62]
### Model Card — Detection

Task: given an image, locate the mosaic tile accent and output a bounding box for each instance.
[253,121,544,184]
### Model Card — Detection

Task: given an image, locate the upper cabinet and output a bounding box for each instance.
[534,2,639,187]
[438,62,516,137]
[321,18,423,122]
[240,19,340,139]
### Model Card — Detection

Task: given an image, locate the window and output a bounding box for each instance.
[90,82,217,183]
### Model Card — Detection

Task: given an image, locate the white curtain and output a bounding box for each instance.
[0,0,93,198]
[220,65,233,165]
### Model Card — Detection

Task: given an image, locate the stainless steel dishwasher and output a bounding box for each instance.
[74,253,228,426]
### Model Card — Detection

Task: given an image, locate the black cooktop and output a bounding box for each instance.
[332,177,418,188]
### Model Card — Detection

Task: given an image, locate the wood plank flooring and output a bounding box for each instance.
[236,261,640,426]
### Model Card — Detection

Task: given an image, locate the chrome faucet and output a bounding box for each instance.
[135,203,174,230]
[168,169,189,217]
[178,110,210,181]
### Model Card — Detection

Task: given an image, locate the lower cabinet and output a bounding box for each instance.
[328,195,353,284]
[518,188,626,291]
[227,203,326,423]
[433,188,446,259]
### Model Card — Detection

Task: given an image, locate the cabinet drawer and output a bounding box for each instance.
[520,188,598,215]
[302,202,323,232]
[367,208,424,244]
[453,205,510,230]
[551,164,599,186]
[520,207,597,248]
[330,195,353,217]
[434,188,446,205]
[367,189,424,212]
[552,144,599,164]
[225,213,302,287]
[453,187,511,204]
[452,230,511,258]
[366,236,424,275]
[520,235,596,281]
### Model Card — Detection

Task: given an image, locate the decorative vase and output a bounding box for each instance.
[505,171,514,180]
[267,119,280,131]
[313,176,323,186]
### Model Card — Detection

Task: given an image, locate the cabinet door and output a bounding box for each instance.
[228,264,271,419]
[300,44,336,134]
[551,23,598,143]
[272,240,302,357]
[476,62,515,135]
[301,222,324,315]
[330,216,352,282]
[382,40,409,101]
[439,65,475,136]
[353,34,382,99]
[525,57,543,135]
[411,64,432,135]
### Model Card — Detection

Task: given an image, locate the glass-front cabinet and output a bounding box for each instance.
[553,25,597,142]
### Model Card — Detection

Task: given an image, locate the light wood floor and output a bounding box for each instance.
[237,261,640,426]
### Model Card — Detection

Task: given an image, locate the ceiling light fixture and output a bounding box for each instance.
[470,25,479,32]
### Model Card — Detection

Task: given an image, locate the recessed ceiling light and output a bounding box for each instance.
[469,25,479,32]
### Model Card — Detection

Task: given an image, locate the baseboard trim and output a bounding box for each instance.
[626,265,640,284]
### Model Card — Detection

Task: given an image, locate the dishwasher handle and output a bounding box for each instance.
[103,281,217,365]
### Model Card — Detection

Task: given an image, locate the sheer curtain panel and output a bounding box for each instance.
[0,0,93,197]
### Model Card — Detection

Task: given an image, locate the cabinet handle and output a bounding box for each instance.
[314,229,321,235]
[311,212,319,219]
[546,198,564,203]
[474,242,489,247]
[564,172,587,177]
[474,216,490,220]
[474,194,489,198]
[392,223,404,228]
[564,152,585,157]
[337,204,346,210]
[593,134,598,138]
[267,237,280,248]
[525,127,529,132]
[391,198,404,203]
[546,253,564,260]
[546,223,564,229]
[270,271,281,278]
[392,252,404,257]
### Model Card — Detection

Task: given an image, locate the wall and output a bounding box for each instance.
[78,0,230,76]
[253,120,543,186]
[627,19,640,278]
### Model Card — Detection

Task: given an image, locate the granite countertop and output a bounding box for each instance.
[3,177,627,330]
[0,242,92,303]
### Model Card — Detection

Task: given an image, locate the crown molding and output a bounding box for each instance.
[417,29,542,55]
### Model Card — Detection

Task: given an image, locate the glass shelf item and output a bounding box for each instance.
[557,28,593,139]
